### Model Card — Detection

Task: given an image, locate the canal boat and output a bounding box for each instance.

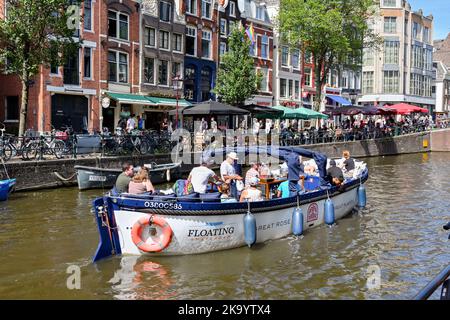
[75,162,181,190]
[91,146,368,262]
[0,178,16,201]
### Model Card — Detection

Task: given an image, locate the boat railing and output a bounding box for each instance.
[414,264,450,300]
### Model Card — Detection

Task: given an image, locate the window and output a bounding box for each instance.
[383,70,399,94]
[384,41,399,64]
[295,80,300,99]
[172,62,182,79]
[63,50,80,85]
[256,6,264,21]
[423,27,430,43]
[261,36,269,59]
[108,10,128,41]
[304,50,312,63]
[412,45,424,69]
[186,26,197,56]
[363,48,374,66]
[249,41,256,56]
[159,60,169,85]
[410,73,423,96]
[184,66,196,100]
[281,46,289,66]
[159,31,170,50]
[383,0,396,7]
[280,79,287,98]
[144,57,155,84]
[362,71,374,94]
[201,30,211,59]
[202,0,212,19]
[159,1,171,22]
[185,0,197,15]
[229,21,235,35]
[84,0,92,31]
[220,19,227,36]
[404,19,409,36]
[219,42,227,56]
[5,96,19,121]
[144,27,156,47]
[384,17,397,33]
[291,49,300,69]
[229,1,236,17]
[304,68,312,86]
[108,51,128,83]
[259,68,268,92]
[201,67,212,101]
[84,47,92,78]
[173,33,182,52]
[412,22,421,39]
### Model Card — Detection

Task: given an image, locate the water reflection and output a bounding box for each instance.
[0,153,449,299]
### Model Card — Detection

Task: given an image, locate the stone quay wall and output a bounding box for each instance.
[4,129,448,192]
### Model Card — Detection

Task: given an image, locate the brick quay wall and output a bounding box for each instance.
[3,129,448,192]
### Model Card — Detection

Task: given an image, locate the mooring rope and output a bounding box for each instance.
[53,171,76,181]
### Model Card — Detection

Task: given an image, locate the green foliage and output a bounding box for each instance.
[277,0,381,110]
[213,26,262,106]
[0,0,82,135]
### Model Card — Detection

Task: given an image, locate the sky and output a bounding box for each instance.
[408,0,450,40]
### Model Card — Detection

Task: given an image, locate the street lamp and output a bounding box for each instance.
[172,75,184,129]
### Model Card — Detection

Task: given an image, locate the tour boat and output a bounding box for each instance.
[91,147,368,262]
[75,162,181,190]
[0,178,16,201]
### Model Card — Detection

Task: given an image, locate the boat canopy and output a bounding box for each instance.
[203,146,328,180]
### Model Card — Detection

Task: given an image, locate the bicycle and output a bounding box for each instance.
[24,128,66,160]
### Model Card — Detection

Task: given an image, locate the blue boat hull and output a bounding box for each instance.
[0,178,16,201]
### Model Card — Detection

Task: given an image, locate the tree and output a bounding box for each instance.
[0,0,81,136]
[213,25,262,106]
[277,0,381,111]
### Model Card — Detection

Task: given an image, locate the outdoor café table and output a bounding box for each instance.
[258,177,287,199]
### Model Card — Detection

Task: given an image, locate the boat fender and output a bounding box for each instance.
[324,199,335,226]
[441,279,450,300]
[131,215,173,253]
[166,169,171,182]
[244,211,256,247]
[358,184,367,208]
[292,207,304,236]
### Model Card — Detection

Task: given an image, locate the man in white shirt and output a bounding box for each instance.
[220,152,243,199]
[188,158,220,194]
[126,115,136,133]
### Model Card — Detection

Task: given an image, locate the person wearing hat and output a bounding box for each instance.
[240,176,263,202]
[188,156,221,194]
[220,152,243,199]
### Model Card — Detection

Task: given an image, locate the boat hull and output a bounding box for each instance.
[0,178,16,201]
[75,164,180,190]
[113,187,358,256]
[92,169,368,260]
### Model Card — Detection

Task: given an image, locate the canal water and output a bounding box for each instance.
[0,153,449,300]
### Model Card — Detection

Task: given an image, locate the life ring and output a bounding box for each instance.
[131,215,173,252]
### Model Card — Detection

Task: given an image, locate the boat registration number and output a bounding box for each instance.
[144,201,183,210]
[89,175,107,182]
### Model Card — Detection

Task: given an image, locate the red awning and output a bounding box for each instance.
[382,103,428,115]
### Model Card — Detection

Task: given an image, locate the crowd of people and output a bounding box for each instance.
[113,150,357,203]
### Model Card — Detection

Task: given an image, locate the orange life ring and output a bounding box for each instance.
[131,215,173,252]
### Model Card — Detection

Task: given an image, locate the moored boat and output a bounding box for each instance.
[91,147,368,262]
[75,162,181,190]
[0,178,16,201]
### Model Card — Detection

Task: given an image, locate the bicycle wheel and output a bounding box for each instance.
[53,140,65,159]
[139,140,150,155]
[2,144,12,161]
[24,141,40,160]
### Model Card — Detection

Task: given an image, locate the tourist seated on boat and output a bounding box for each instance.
[220,183,237,203]
[188,157,221,194]
[276,180,291,198]
[303,159,318,176]
[128,167,155,195]
[327,160,344,187]
[115,161,134,194]
[239,177,263,202]
[245,162,260,188]
[340,150,355,178]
